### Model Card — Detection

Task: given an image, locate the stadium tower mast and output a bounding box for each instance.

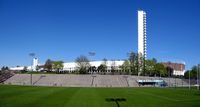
[138,10,147,73]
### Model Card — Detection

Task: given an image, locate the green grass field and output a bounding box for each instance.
[0,85,200,107]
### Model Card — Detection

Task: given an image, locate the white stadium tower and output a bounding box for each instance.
[138,10,147,59]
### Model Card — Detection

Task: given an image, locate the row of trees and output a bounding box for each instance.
[119,52,168,76]
[44,59,64,72]
[48,52,168,76]
[145,59,168,77]
[43,55,108,74]
[75,55,108,74]
[184,65,200,79]
[1,66,9,71]
[42,52,170,76]
[0,51,173,77]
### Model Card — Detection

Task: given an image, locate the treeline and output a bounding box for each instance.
[184,65,200,79]
[3,51,198,79]
[43,60,64,72]
[0,66,9,71]
[41,52,171,77]
[119,52,170,77]
[43,55,107,74]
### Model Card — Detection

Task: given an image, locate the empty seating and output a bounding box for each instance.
[4,74,189,87]
[0,71,15,83]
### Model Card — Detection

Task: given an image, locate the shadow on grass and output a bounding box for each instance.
[105,98,127,107]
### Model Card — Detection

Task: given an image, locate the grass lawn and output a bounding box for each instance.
[0,85,200,107]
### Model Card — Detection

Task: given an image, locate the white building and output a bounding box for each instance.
[9,58,39,71]
[138,10,147,59]
[9,66,26,71]
[63,60,124,72]
[9,59,124,72]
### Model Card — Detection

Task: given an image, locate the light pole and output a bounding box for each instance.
[88,51,96,74]
[29,53,35,85]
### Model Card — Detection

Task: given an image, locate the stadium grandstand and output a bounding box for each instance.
[0,71,15,83]
[3,74,190,87]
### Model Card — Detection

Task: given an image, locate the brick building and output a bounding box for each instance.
[162,62,185,76]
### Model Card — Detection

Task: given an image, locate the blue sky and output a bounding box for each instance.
[0,0,200,70]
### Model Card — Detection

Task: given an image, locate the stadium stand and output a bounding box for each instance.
[4,74,190,87]
[0,71,15,83]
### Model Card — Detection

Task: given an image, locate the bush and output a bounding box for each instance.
[20,70,28,74]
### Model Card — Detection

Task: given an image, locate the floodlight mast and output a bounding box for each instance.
[29,52,35,85]
[88,51,96,74]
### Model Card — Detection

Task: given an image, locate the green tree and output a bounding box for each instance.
[111,60,116,74]
[120,60,130,74]
[89,66,97,73]
[155,63,167,77]
[128,52,139,75]
[44,59,53,72]
[98,64,107,74]
[20,66,28,73]
[138,52,145,75]
[1,66,9,71]
[184,65,199,79]
[145,59,156,76]
[75,55,90,74]
[184,70,190,79]
[52,61,64,72]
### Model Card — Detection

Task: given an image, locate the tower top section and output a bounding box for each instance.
[138,10,147,59]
